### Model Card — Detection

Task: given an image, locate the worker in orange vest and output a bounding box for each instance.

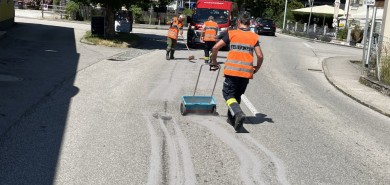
[166,14,185,60]
[201,16,218,63]
[211,11,264,131]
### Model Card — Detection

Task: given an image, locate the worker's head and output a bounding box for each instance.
[237,11,251,26]
[179,14,185,21]
[208,16,214,21]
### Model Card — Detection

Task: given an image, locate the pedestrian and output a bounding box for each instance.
[211,11,264,131]
[250,16,257,33]
[127,11,133,32]
[166,14,185,60]
[201,16,218,63]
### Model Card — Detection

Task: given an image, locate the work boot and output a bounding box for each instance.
[166,51,170,60]
[170,50,175,59]
[234,111,246,131]
[204,56,209,64]
[226,110,234,125]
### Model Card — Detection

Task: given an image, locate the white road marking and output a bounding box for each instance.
[144,114,162,185]
[303,42,312,49]
[241,95,260,115]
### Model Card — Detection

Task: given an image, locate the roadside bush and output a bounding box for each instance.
[294,32,306,37]
[53,0,60,5]
[182,8,193,16]
[351,25,363,43]
[66,1,79,20]
[320,35,332,42]
[337,28,347,40]
[282,29,290,34]
[381,56,390,86]
[308,31,317,39]
[130,5,142,23]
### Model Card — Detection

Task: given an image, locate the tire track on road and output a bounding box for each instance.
[144,114,162,185]
[241,95,290,185]
[146,112,196,185]
[243,135,290,185]
[193,117,265,185]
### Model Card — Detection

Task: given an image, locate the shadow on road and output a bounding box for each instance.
[0,22,79,184]
[246,113,274,124]
[134,33,170,50]
[134,33,194,51]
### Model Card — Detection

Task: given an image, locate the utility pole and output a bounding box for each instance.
[283,0,288,30]
[333,0,340,38]
[345,0,351,29]
[307,0,314,33]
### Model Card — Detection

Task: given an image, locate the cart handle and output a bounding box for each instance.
[193,64,221,96]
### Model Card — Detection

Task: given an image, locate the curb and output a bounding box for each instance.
[359,76,390,97]
[322,57,390,118]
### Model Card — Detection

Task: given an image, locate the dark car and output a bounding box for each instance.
[257,18,276,36]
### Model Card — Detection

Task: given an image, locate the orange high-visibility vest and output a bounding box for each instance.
[167,17,183,40]
[203,21,218,41]
[224,29,258,79]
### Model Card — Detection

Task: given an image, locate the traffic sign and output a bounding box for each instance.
[363,0,375,6]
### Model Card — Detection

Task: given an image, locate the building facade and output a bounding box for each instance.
[0,0,15,30]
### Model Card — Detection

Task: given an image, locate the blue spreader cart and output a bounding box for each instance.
[180,64,220,115]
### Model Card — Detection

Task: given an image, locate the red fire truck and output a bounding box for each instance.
[187,0,238,48]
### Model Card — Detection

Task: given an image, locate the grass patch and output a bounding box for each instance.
[381,56,390,86]
[83,31,140,48]
[350,60,361,64]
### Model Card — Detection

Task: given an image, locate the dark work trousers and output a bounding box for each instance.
[222,75,249,104]
[204,41,216,62]
[167,37,177,52]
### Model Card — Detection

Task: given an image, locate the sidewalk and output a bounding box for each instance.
[323,57,390,117]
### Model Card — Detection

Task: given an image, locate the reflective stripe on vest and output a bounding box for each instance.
[203,21,218,41]
[224,30,258,79]
[168,17,183,40]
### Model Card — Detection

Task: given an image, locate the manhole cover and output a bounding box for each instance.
[0,74,23,82]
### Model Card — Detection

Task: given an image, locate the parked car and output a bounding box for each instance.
[257,18,276,36]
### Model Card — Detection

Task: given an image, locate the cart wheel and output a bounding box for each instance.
[180,103,187,116]
[211,106,216,115]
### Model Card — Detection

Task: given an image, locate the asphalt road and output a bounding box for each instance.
[0,18,389,185]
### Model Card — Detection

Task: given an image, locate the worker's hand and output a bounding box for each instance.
[253,67,260,74]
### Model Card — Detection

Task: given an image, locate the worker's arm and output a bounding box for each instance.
[211,40,226,67]
[178,22,184,36]
[211,32,229,67]
[253,45,264,74]
[167,18,173,25]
